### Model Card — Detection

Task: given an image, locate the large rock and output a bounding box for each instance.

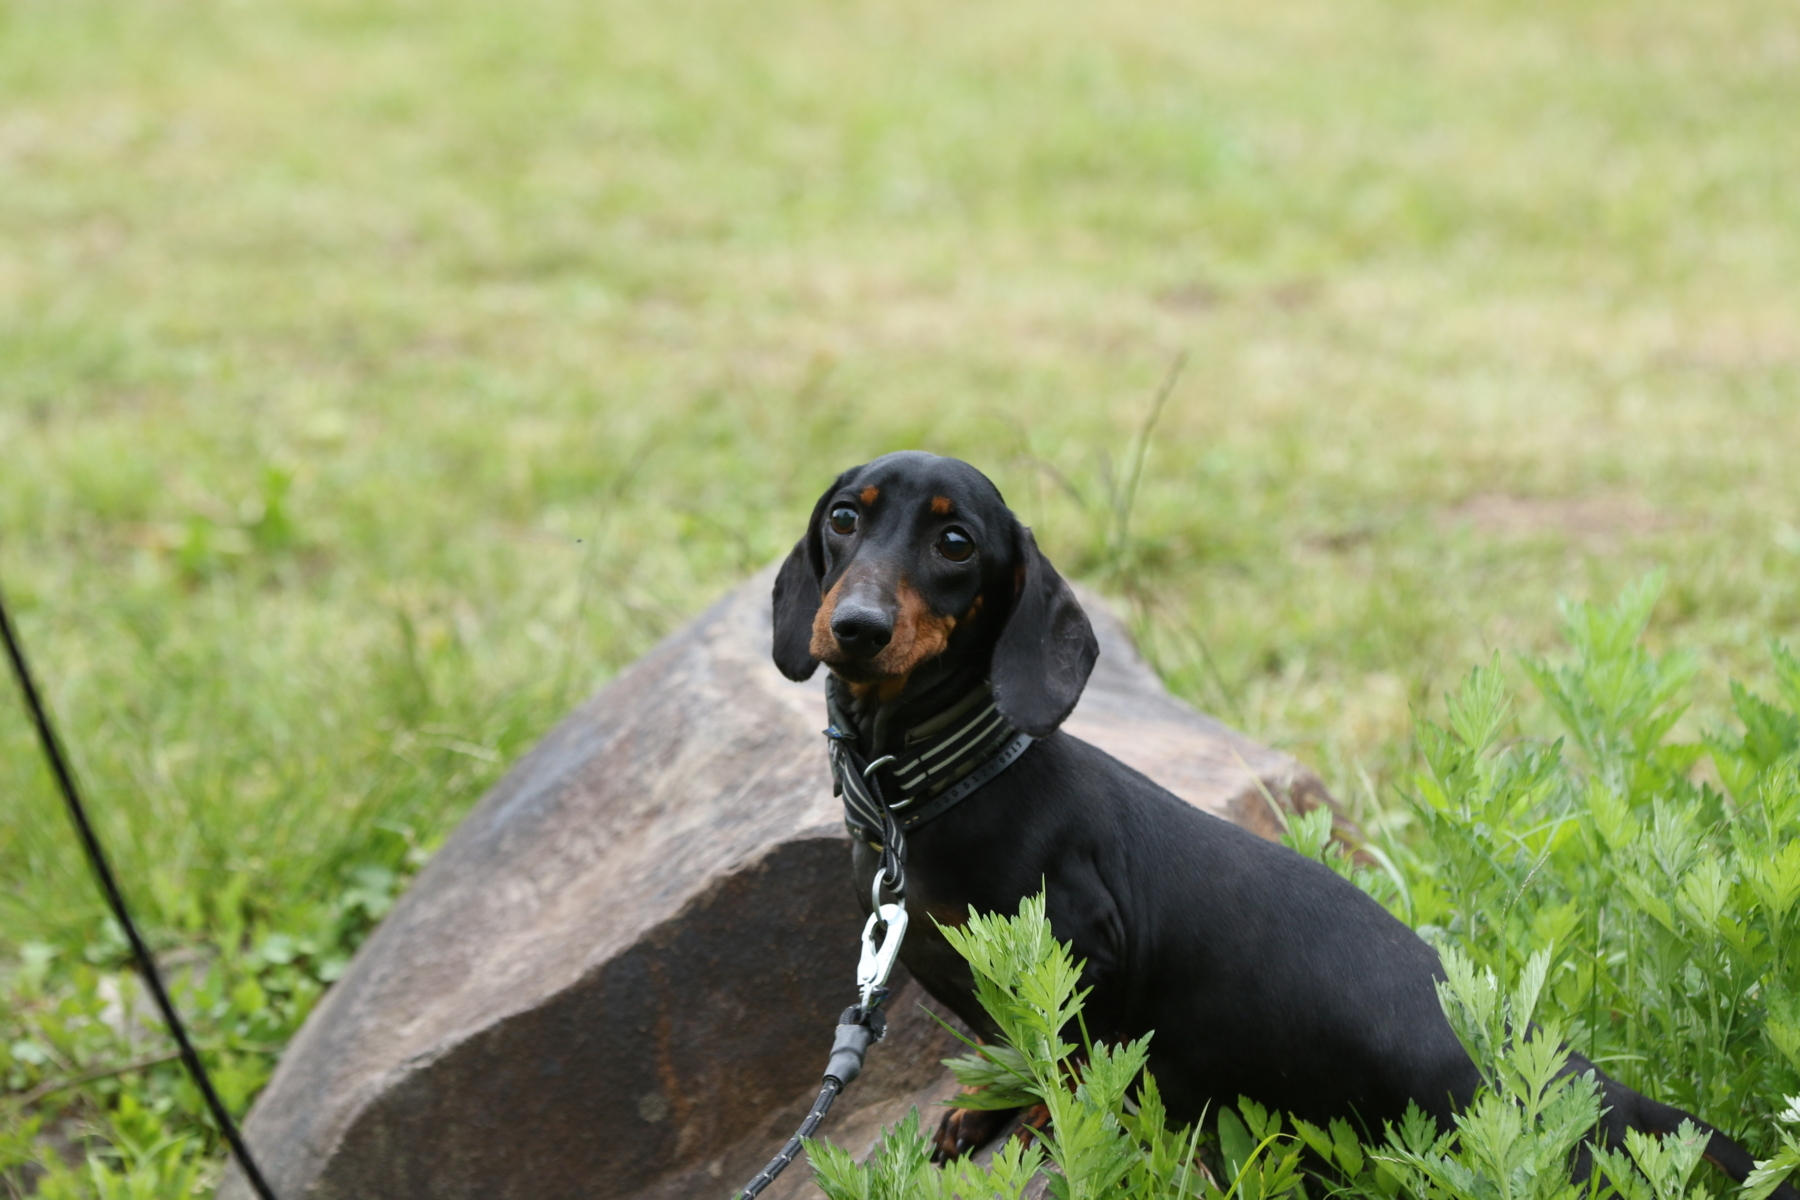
[221,569,1346,1200]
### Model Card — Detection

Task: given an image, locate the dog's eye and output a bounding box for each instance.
[937,527,975,562]
[828,505,858,536]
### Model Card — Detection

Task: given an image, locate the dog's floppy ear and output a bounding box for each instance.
[991,527,1098,737]
[771,473,850,681]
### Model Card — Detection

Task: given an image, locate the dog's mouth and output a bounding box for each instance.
[810,578,958,692]
[816,653,888,683]
[821,644,950,703]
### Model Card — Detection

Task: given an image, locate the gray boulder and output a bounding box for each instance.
[221,569,1346,1200]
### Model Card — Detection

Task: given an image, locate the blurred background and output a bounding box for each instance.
[2,0,1797,1189]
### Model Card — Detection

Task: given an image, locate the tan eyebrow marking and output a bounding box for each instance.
[860,486,880,505]
[930,495,953,515]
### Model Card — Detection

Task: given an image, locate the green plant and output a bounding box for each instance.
[1378,948,1603,1200]
[27,1094,211,1200]
[803,888,1797,1200]
[806,893,1288,1200]
[804,892,1621,1200]
[1407,580,1800,1153]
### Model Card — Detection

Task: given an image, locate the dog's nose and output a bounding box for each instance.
[831,602,894,659]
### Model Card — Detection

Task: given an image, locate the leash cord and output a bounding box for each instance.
[0,583,280,1200]
[740,1076,843,1199]
[737,998,887,1200]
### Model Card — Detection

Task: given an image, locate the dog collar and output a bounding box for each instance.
[825,675,1034,846]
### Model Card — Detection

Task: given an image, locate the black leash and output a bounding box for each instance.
[737,738,910,1199]
[0,582,280,1200]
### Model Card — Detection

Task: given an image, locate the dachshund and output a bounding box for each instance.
[769,450,1789,1192]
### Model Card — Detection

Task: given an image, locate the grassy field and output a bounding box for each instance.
[3,0,1799,1188]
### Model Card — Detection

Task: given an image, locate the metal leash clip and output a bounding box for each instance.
[857,902,908,1010]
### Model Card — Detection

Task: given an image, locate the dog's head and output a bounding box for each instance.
[770,451,1097,738]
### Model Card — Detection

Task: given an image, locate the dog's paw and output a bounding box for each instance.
[931,1101,1020,1164]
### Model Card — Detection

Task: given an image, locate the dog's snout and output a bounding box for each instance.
[830,602,894,659]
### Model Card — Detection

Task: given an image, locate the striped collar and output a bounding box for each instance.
[825,675,1035,845]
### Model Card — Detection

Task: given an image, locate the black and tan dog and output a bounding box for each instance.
[771,450,1786,1189]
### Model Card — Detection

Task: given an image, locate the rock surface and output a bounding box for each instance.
[220,568,1346,1200]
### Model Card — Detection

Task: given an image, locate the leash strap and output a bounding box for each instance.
[0,581,280,1200]
[739,720,921,1198]
[829,732,892,846]
[827,730,907,898]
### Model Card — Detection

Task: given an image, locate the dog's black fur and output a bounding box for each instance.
[772,450,1788,1188]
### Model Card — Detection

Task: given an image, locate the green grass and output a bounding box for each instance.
[3,0,1799,1188]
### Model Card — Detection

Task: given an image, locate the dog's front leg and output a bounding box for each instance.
[932,1065,1027,1163]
